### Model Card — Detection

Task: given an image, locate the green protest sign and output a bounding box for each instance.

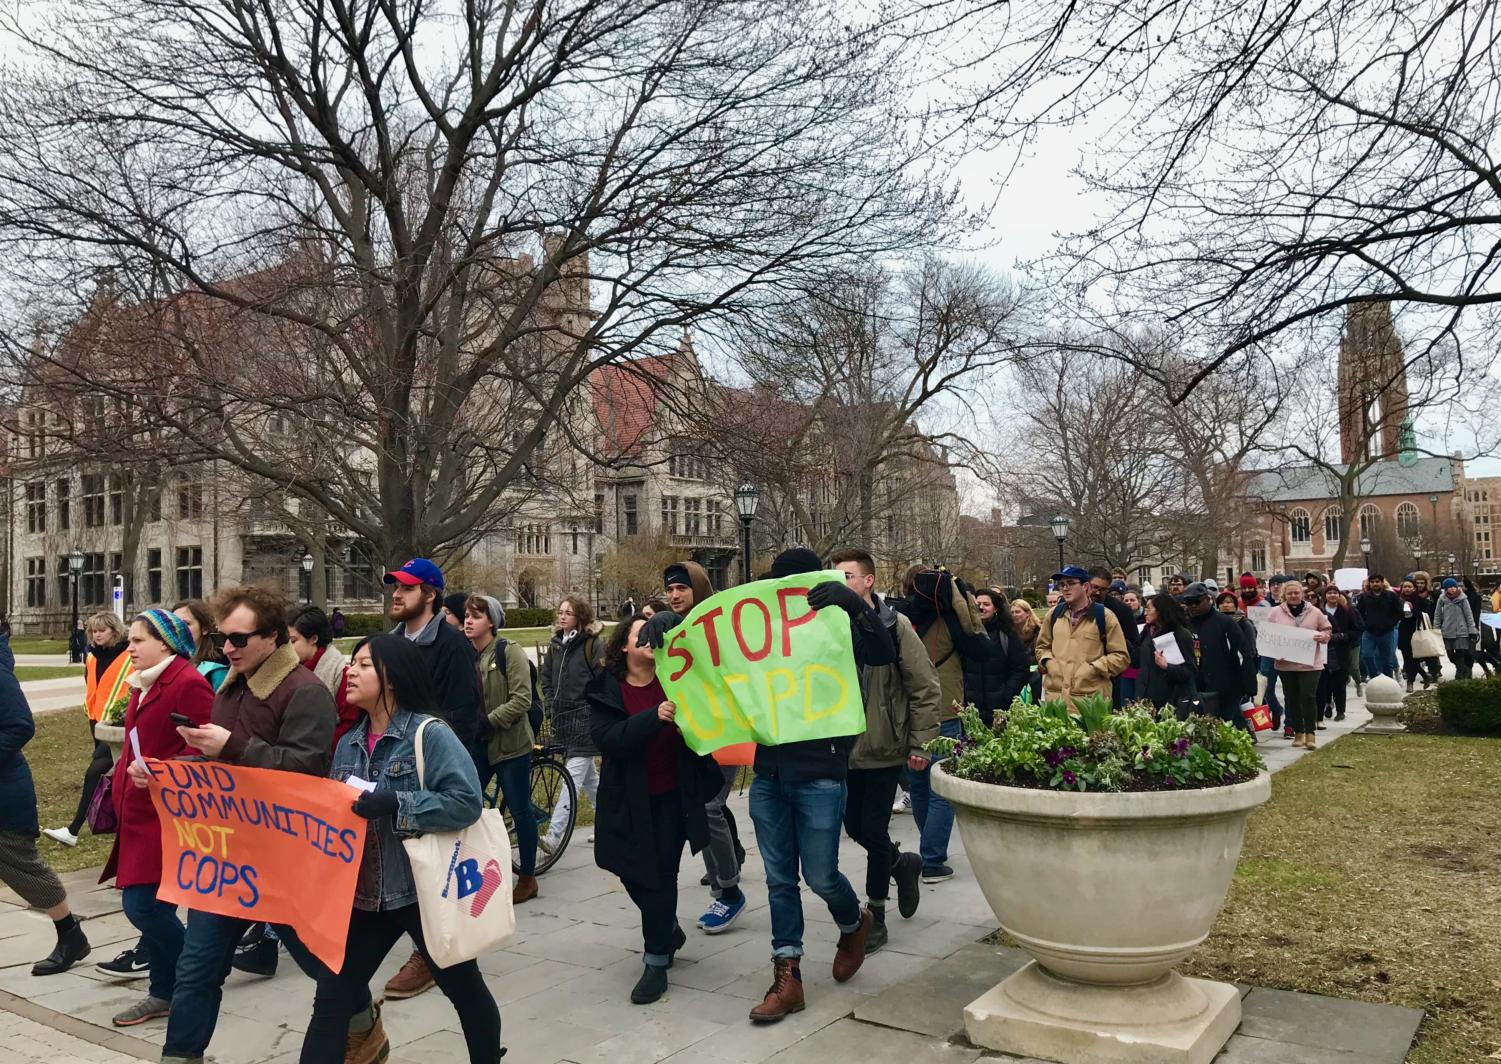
[656,571,863,755]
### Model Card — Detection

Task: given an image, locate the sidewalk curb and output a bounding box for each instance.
[0,986,158,1060]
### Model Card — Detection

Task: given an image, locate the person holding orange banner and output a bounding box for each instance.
[106,610,213,1029]
[308,634,499,1064]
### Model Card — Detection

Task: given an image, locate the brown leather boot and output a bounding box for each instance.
[513,874,539,905]
[344,1002,390,1064]
[748,958,804,1023]
[831,909,873,983]
[383,950,434,999]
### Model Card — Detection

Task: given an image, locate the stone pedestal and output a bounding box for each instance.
[1363,675,1406,733]
[94,722,126,758]
[965,962,1242,1064]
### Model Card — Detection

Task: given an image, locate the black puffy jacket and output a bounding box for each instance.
[961,619,1029,724]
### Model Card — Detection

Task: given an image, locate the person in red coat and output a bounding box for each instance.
[104,609,212,1029]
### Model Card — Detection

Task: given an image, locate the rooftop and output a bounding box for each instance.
[1245,456,1457,502]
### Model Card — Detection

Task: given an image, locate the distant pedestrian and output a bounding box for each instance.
[330,608,346,639]
[1436,579,1480,680]
[1265,581,1333,750]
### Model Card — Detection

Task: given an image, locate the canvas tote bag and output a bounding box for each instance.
[401,718,517,967]
[1411,613,1445,660]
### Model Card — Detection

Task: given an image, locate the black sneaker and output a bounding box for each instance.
[97,946,150,979]
[893,851,922,919]
[231,937,279,977]
[630,963,669,1004]
[921,864,954,884]
[33,921,90,976]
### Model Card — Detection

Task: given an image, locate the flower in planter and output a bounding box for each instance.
[927,698,1264,793]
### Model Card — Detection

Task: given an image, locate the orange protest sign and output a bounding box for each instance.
[144,759,366,972]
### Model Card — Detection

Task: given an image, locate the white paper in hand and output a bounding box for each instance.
[345,775,378,794]
[1153,633,1186,665]
[128,727,143,762]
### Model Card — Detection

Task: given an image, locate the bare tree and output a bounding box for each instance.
[703,258,1020,559]
[0,0,954,569]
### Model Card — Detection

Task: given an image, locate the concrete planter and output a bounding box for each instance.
[932,763,1271,1064]
[93,723,126,759]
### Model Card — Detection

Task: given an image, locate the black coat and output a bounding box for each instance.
[1100,596,1140,653]
[1188,609,1257,706]
[962,620,1030,723]
[1324,606,1359,671]
[1356,589,1403,635]
[419,619,484,752]
[0,636,39,836]
[1136,627,1198,710]
[587,673,723,890]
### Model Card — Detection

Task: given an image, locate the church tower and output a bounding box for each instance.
[1337,302,1409,463]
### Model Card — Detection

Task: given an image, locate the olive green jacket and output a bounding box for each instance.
[481,638,535,765]
[850,605,942,770]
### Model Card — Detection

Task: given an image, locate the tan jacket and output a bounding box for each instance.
[1035,603,1129,707]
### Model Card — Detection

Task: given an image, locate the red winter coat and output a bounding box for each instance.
[101,655,214,888]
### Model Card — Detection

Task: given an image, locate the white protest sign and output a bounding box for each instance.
[1153,633,1186,665]
[1333,567,1367,591]
[1254,620,1322,667]
[1481,612,1501,632]
[1245,605,1274,628]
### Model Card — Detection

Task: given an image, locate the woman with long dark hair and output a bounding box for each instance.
[587,615,722,1005]
[303,634,499,1064]
[1136,593,1198,712]
[540,594,603,851]
[963,588,1030,724]
[172,599,230,693]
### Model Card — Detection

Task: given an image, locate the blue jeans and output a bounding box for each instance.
[748,775,861,960]
[1361,630,1398,679]
[163,911,344,1059]
[908,718,963,870]
[1258,658,1283,721]
[121,884,183,1003]
[481,753,537,877]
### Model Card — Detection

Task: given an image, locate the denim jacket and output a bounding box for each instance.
[330,707,483,911]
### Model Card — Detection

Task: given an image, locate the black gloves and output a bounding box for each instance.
[807,581,867,617]
[351,789,399,821]
[636,611,683,648]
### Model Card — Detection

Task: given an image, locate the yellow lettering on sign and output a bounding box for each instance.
[802,662,848,723]
[762,669,797,740]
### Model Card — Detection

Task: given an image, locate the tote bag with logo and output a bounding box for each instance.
[401,719,517,968]
[1411,614,1445,660]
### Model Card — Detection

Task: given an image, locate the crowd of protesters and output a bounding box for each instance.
[0,548,1495,1063]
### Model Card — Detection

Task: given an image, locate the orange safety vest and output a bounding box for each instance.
[85,649,134,724]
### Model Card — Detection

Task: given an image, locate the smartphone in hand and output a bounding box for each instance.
[169,713,197,727]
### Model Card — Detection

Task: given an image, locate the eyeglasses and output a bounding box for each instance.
[211,629,273,649]
[1056,579,1082,589]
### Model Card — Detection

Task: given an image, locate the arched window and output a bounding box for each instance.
[1289,507,1312,544]
[1395,502,1421,540]
[1323,506,1343,544]
[1358,504,1381,539]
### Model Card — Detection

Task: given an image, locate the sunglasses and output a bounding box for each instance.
[211,628,274,649]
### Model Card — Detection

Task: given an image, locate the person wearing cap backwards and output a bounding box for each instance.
[643,561,751,936]
[640,547,898,1022]
[1035,566,1129,707]
[1435,577,1480,680]
[1179,582,1259,733]
[382,557,483,1001]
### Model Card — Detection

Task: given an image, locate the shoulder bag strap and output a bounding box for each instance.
[412,716,435,789]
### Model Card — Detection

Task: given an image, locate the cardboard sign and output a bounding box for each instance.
[144,760,366,972]
[1333,567,1368,591]
[657,572,863,755]
[1254,620,1322,667]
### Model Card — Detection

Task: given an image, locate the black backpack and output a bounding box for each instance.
[497,638,544,736]
[1049,601,1109,645]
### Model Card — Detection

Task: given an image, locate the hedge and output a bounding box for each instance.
[1435,676,1501,734]
[339,613,390,637]
[504,607,555,628]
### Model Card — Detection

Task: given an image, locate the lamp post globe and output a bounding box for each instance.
[1050,513,1069,573]
[1360,535,1372,567]
[67,546,85,638]
[301,552,315,604]
[734,483,760,585]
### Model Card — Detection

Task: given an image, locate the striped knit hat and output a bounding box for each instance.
[136,609,196,658]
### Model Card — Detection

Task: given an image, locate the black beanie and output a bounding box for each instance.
[663,564,692,589]
[770,547,822,578]
[443,592,468,618]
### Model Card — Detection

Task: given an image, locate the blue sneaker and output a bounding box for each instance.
[697,893,747,934]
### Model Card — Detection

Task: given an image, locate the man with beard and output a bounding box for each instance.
[381,558,482,1001]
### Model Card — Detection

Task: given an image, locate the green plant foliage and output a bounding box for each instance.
[927,698,1264,793]
[1435,676,1501,734]
[504,607,557,629]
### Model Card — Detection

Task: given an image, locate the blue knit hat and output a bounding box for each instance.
[136,609,196,658]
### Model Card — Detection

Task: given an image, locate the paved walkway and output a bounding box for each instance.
[0,687,1425,1064]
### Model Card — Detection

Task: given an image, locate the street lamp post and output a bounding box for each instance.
[301,552,315,605]
[1448,552,1456,576]
[1050,513,1070,573]
[734,483,760,585]
[68,547,84,658]
[1360,535,1372,569]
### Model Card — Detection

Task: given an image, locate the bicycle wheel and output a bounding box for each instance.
[512,755,576,875]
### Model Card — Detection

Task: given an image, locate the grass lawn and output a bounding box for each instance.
[9,638,69,654]
[25,710,116,875]
[14,665,85,682]
[1180,734,1501,1063]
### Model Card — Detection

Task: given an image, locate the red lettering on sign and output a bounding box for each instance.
[777,587,817,656]
[732,598,774,662]
[692,607,726,667]
[666,630,694,682]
